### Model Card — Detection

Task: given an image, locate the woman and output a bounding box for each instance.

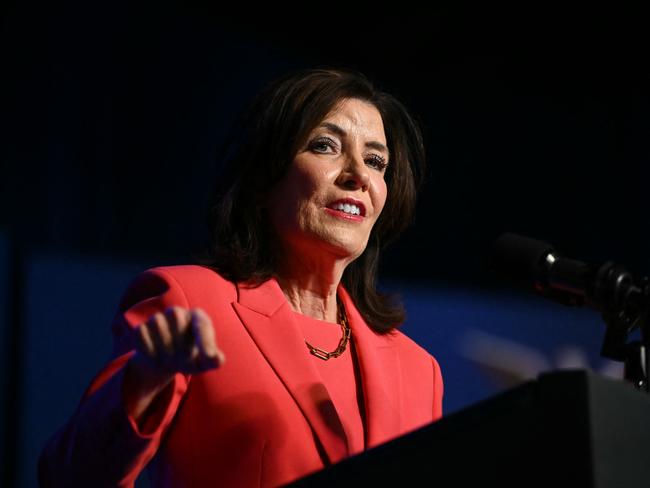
[38,68,443,487]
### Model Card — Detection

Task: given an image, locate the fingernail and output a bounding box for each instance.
[216,351,225,367]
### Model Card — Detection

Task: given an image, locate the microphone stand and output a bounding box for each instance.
[593,263,649,393]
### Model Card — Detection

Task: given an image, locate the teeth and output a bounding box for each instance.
[334,203,361,215]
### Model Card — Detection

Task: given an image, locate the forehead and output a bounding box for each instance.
[318,98,386,142]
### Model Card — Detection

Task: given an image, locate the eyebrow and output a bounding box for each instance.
[317,122,390,158]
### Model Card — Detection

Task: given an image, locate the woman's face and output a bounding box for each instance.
[267,98,389,265]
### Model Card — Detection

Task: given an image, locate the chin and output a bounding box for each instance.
[314,237,362,259]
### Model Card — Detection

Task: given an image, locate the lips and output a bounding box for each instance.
[325,198,366,217]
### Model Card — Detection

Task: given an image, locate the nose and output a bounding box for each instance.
[336,153,370,192]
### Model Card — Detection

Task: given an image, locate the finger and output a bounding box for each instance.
[191,308,224,370]
[187,343,203,374]
[134,322,156,358]
[147,312,174,365]
[165,306,192,362]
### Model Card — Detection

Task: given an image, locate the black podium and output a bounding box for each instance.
[288,370,650,487]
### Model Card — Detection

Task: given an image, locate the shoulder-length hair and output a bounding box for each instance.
[195,68,426,333]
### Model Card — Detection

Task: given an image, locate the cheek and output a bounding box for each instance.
[275,168,316,206]
[372,179,389,217]
[292,162,327,194]
[278,169,328,227]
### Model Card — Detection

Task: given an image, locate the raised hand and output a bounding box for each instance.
[124,306,225,423]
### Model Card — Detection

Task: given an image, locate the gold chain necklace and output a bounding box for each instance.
[305,297,351,361]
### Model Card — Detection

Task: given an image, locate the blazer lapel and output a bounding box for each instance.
[232,279,349,465]
[338,286,403,449]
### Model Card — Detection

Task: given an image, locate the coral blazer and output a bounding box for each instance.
[38,265,443,487]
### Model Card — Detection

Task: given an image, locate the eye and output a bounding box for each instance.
[308,137,338,154]
[366,154,388,171]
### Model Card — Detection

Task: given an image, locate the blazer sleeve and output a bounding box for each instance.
[38,268,192,488]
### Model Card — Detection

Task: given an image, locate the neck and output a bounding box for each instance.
[275,253,350,323]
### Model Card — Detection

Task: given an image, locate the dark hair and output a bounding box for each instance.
[195,68,426,333]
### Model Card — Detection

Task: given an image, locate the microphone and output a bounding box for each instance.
[490,233,639,312]
[491,233,650,387]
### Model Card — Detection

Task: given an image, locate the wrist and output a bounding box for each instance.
[123,354,175,422]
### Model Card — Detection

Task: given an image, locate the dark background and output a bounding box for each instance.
[3,4,649,283]
[1,3,648,486]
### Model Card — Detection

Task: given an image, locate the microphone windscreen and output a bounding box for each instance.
[489,233,556,285]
